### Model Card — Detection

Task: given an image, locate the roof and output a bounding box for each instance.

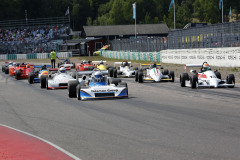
[83,24,169,37]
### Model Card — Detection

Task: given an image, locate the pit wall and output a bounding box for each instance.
[161,47,240,67]
[0,52,72,60]
[101,51,161,62]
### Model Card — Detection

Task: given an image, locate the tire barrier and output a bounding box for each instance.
[101,51,161,62]
[0,52,72,60]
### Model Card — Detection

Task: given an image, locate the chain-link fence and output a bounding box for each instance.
[111,37,168,52]
[111,21,240,52]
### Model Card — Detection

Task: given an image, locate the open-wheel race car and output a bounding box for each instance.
[75,60,96,71]
[114,61,138,78]
[40,66,76,89]
[57,58,75,68]
[68,68,128,100]
[135,63,174,83]
[28,65,51,84]
[180,62,235,88]
[10,63,34,80]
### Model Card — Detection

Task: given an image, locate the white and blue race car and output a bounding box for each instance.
[68,69,128,100]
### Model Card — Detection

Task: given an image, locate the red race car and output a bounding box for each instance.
[14,64,34,80]
[75,60,96,71]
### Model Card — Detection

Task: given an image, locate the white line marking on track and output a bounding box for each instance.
[0,124,82,160]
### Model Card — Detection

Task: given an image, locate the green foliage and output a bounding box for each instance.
[0,0,239,30]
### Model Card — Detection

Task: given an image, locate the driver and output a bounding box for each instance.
[93,71,104,82]
[59,67,66,73]
[202,62,211,72]
[122,61,129,67]
[99,60,104,65]
[151,62,157,68]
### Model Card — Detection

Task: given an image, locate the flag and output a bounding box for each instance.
[132,3,136,19]
[229,6,232,17]
[65,8,69,16]
[219,0,222,10]
[168,0,174,12]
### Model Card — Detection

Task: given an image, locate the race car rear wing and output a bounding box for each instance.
[114,62,131,67]
[34,65,51,68]
[60,64,74,68]
[49,68,58,71]
[77,70,108,76]
[184,64,202,69]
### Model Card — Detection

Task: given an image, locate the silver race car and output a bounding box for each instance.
[180,62,235,88]
[68,69,128,100]
[40,67,76,89]
[114,61,138,78]
[135,63,174,83]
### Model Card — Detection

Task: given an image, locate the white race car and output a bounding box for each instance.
[114,61,138,78]
[180,62,235,88]
[135,63,174,83]
[68,69,128,100]
[40,67,76,89]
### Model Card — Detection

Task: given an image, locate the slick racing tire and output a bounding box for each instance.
[134,67,138,70]
[68,80,79,98]
[180,73,189,87]
[162,69,169,75]
[76,84,81,100]
[40,75,47,88]
[28,72,34,84]
[227,74,235,88]
[138,71,143,83]
[119,82,128,95]
[15,70,21,80]
[135,71,139,82]
[215,71,221,79]
[169,71,175,82]
[2,66,5,72]
[113,68,118,78]
[108,68,114,77]
[72,72,77,79]
[5,68,9,74]
[191,75,198,89]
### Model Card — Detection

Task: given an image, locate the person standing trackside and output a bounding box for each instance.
[50,50,56,68]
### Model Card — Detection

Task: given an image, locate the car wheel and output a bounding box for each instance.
[5,68,9,74]
[28,73,34,84]
[113,69,118,78]
[2,66,5,72]
[138,71,143,83]
[15,70,21,80]
[135,71,138,82]
[40,75,47,88]
[215,71,221,79]
[109,78,121,86]
[76,84,81,100]
[72,72,76,79]
[68,80,79,98]
[134,67,138,70]
[169,71,175,82]
[162,69,169,75]
[108,68,114,77]
[180,73,189,87]
[227,74,235,88]
[191,75,198,89]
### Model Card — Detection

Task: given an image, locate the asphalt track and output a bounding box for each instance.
[0,70,240,160]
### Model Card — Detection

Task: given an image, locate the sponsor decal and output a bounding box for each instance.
[91,89,118,92]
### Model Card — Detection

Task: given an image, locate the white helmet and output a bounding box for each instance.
[59,67,66,73]
[94,71,103,79]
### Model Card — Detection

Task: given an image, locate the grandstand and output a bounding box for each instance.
[0,17,70,54]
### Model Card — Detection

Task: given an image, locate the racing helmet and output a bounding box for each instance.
[59,67,66,73]
[42,65,47,70]
[26,64,30,68]
[122,61,128,66]
[203,63,211,71]
[82,60,87,64]
[93,71,103,81]
[99,60,104,65]
[152,63,157,68]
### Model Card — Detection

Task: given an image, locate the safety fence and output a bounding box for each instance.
[101,50,160,62]
[0,52,72,60]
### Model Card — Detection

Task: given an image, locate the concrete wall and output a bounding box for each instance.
[161,47,240,67]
